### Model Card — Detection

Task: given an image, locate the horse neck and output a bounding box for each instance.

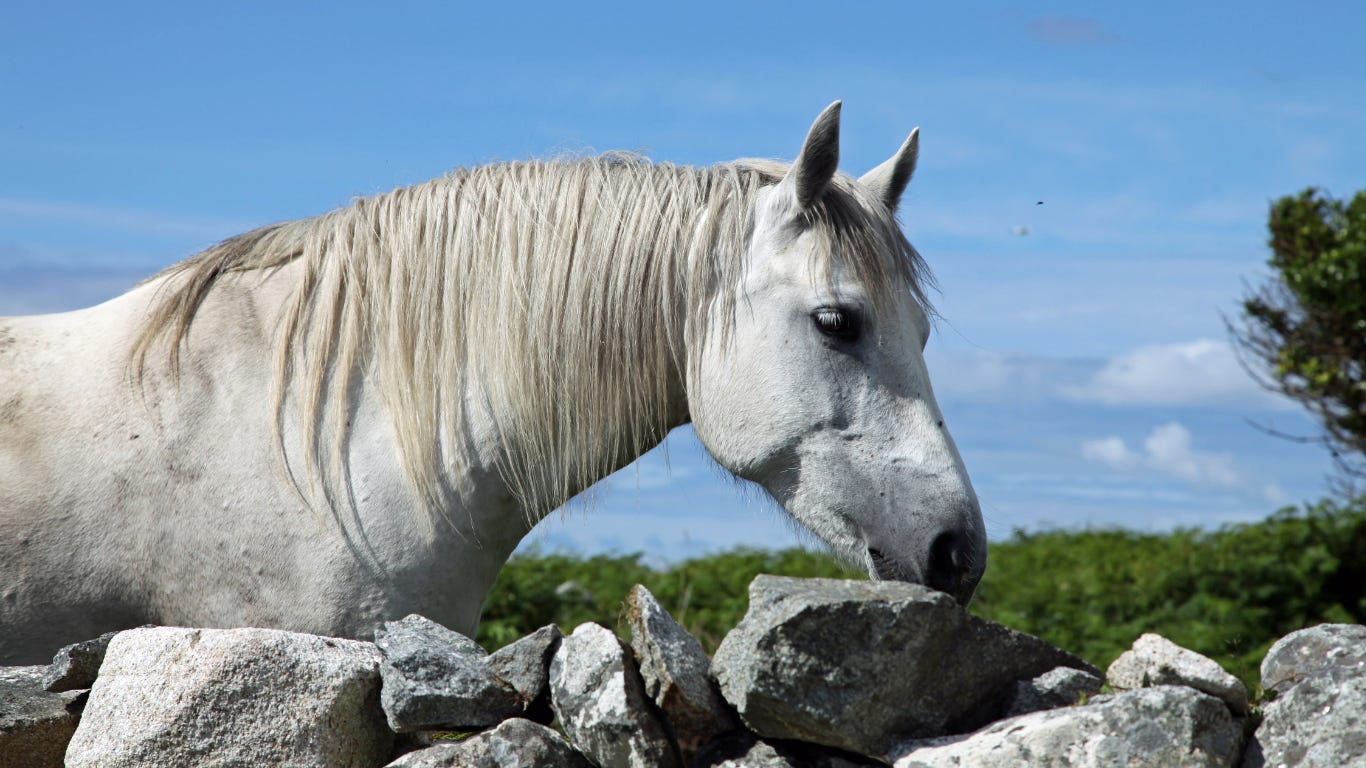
[459,212,698,521]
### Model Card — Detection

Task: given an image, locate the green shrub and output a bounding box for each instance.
[477,498,1366,692]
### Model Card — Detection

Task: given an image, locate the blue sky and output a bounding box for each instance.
[4,2,1365,560]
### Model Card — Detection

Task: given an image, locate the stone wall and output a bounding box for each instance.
[2,576,1362,767]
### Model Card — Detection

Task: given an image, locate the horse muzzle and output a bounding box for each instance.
[866,527,985,606]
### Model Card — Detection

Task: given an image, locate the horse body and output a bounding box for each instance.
[0,267,521,663]
[0,103,985,664]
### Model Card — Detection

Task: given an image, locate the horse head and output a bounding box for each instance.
[689,102,986,604]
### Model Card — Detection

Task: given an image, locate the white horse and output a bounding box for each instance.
[0,102,984,664]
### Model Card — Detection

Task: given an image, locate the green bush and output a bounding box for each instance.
[477,547,858,653]
[973,497,1366,691]
[477,498,1366,693]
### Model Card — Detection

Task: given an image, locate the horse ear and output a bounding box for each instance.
[783,100,842,209]
[859,127,919,212]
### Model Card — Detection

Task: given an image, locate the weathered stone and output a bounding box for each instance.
[384,717,593,767]
[376,614,520,732]
[63,627,392,768]
[1258,622,1366,695]
[712,576,1098,757]
[1243,623,1366,767]
[627,584,738,762]
[487,624,561,724]
[550,622,681,768]
[694,730,879,767]
[998,665,1104,718]
[41,630,120,692]
[1106,633,1249,714]
[892,686,1244,768]
[0,666,83,768]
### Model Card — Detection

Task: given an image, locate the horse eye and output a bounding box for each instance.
[812,307,859,341]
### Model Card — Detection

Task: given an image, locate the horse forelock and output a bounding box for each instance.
[130,153,932,531]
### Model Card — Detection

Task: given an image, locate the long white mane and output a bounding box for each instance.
[132,154,931,528]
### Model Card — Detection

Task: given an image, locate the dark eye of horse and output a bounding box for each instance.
[812,307,859,342]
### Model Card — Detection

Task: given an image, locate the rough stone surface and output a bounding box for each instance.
[384,717,593,767]
[376,614,520,732]
[41,630,121,693]
[63,627,392,768]
[998,665,1104,718]
[627,584,739,762]
[694,730,879,767]
[1243,623,1366,767]
[1258,622,1366,695]
[0,666,83,768]
[486,624,561,724]
[550,622,682,768]
[892,686,1244,768]
[712,576,1099,757]
[1107,633,1249,714]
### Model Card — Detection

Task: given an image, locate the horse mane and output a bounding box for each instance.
[131,153,932,532]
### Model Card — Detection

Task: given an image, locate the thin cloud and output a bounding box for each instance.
[0,197,252,240]
[1028,16,1116,45]
[1064,339,1292,410]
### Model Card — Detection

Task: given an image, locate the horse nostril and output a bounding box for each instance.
[926,531,969,602]
[867,547,898,581]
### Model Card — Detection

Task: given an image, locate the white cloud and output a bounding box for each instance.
[1143,422,1240,487]
[1081,436,1138,469]
[1082,421,1244,489]
[1065,339,1290,410]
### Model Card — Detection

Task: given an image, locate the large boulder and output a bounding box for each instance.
[384,717,592,767]
[998,666,1104,719]
[375,615,520,732]
[627,585,739,762]
[1107,633,1249,714]
[41,630,122,693]
[1258,622,1366,695]
[712,576,1098,757]
[550,622,681,768]
[63,627,392,768]
[892,686,1244,768]
[0,666,83,768]
[1243,623,1366,767]
[486,624,562,724]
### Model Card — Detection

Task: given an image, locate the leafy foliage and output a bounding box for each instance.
[1235,189,1366,481]
[972,497,1366,691]
[477,498,1366,693]
[477,547,859,652]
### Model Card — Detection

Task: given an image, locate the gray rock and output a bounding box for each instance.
[627,584,738,762]
[694,730,879,767]
[487,624,561,724]
[1258,622,1366,695]
[998,666,1104,718]
[384,718,592,767]
[1243,623,1366,767]
[41,630,121,692]
[711,576,1099,757]
[0,666,84,768]
[892,686,1244,768]
[63,627,392,768]
[376,614,520,732]
[550,622,681,768]
[1106,633,1249,714]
